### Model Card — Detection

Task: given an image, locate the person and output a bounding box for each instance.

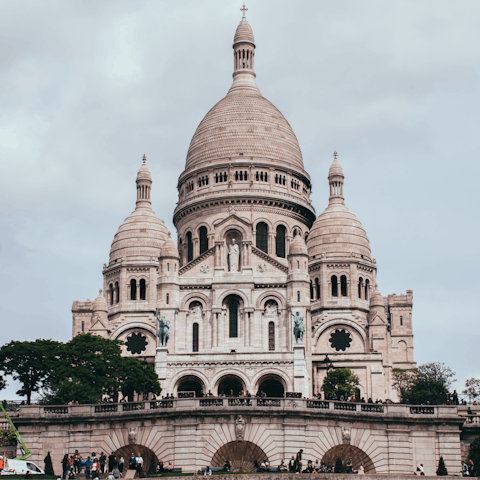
[135,455,143,476]
[90,459,99,479]
[346,458,353,474]
[85,457,92,479]
[156,462,163,474]
[416,463,425,475]
[288,456,295,472]
[0,457,4,473]
[108,454,116,473]
[128,454,136,470]
[113,467,121,479]
[204,465,212,476]
[73,451,82,474]
[107,472,114,480]
[223,460,232,472]
[118,457,124,474]
[295,450,303,473]
[98,453,105,474]
[462,461,469,477]
[164,461,174,472]
[468,459,475,477]
[358,464,364,475]
[304,460,313,473]
[62,454,70,480]
[313,459,320,472]
[278,460,288,472]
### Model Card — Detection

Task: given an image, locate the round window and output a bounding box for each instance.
[126,332,148,355]
[329,329,352,352]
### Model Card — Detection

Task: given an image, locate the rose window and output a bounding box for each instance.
[329,329,352,352]
[126,332,148,355]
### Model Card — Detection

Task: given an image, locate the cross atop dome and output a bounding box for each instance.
[240,3,248,19]
[143,154,147,164]
[333,150,338,160]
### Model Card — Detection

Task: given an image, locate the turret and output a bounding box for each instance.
[90,289,109,338]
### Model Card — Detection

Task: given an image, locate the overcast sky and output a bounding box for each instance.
[1,0,479,400]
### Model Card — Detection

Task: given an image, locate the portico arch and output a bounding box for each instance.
[216,374,246,396]
[255,373,285,397]
[112,444,159,475]
[175,375,206,397]
[211,441,268,472]
[322,444,375,473]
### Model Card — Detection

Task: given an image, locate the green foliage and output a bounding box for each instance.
[463,378,480,402]
[469,436,480,476]
[394,362,455,405]
[322,368,359,399]
[44,452,55,476]
[334,458,345,473]
[0,339,62,404]
[0,374,6,391]
[436,456,448,476]
[49,334,161,404]
[0,429,16,447]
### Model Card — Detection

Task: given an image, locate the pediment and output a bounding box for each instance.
[369,313,386,326]
[214,213,251,229]
[91,317,107,331]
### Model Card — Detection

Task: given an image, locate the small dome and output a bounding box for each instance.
[307,202,371,260]
[289,234,308,256]
[234,19,255,44]
[92,290,108,312]
[109,206,169,263]
[328,158,344,179]
[370,286,384,308]
[160,232,179,258]
[137,155,152,181]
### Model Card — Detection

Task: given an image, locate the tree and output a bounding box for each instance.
[322,368,359,399]
[393,362,455,405]
[463,378,480,403]
[0,339,62,404]
[49,334,161,404]
[0,374,6,391]
[0,430,16,448]
[436,456,448,476]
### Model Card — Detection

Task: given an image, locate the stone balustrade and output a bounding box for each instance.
[14,398,465,419]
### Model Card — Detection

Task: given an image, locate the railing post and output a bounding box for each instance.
[329,401,334,410]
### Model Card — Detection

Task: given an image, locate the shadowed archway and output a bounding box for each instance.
[211,441,268,472]
[112,444,159,475]
[322,444,375,473]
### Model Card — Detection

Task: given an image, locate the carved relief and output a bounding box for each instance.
[257,263,267,272]
[200,265,210,274]
[235,415,245,441]
[128,427,137,445]
[342,427,351,444]
[264,300,278,317]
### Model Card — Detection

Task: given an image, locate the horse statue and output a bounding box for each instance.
[157,311,170,347]
[292,311,305,344]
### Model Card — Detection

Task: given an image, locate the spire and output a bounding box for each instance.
[230,5,258,94]
[328,150,345,205]
[136,154,152,208]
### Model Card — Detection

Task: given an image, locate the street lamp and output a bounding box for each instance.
[142,357,148,400]
[323,355,334,399]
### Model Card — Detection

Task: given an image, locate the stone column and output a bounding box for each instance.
[155,346,168,387]
[293,344,309,396]
[268,232,275,255]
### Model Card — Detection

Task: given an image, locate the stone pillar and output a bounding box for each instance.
[155,346,168,388]
[293,344,309,396]
[268,233,275,256]
[193,237,199,258]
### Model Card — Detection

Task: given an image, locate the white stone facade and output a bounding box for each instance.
[72,14,415,403]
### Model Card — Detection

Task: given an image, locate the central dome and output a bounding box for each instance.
[184,17,304,173]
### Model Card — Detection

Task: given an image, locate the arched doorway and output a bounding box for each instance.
[257,374,285,397]
[322,445,375,473]
[176,375,205,397]
[217,375,244,396]
[211,441,268,472]
[112,444,159,476]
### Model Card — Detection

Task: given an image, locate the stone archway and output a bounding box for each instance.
[217,375,244,396]
[257,374,285,397]
[322,445,375,473]
[112,444,159,476]
[176,375,205,397]
[211,441,268,472]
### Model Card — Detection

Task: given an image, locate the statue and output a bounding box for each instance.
[264,301,278,316]
[342,427,351,444]
[156,311,170,347]
[292,311,305,344]
[235,415,245,441]
[128,427,137,445]
[228,238,240,272]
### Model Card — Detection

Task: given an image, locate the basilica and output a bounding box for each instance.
[72,11,415,402]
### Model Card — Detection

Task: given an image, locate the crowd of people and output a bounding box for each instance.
[59,451,141,480]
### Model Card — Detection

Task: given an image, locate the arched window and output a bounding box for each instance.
[115,282,120,303]
[166,293,170,305]
[193,323,199,352]
[310,281,314,300]
[130,279,137,300]
[199,226,208,254]
[315,278,320,299]
[341,275,348,297]
[81,321,84,332]
[275,225,286,258]
[331,275,338,297]
[358,277,363,299]
[139,279,146,300]
[293,229,298,237]
[268,322,275,351]
[109,283,114,305]
[365,279,370,301]
[186,231,193,262]
[229,299,238,338]
[400,316,403,326]
[297,291,300,302]
[256,222,268,253]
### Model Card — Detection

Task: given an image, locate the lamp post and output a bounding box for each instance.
[323,355,334,399]
[142,357,148,400]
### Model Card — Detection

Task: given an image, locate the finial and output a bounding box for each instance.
[142,154,146,164]
[333,150,338,160]
[240,3,248,19]
[168,231,171,237]
[99,288,103,295]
